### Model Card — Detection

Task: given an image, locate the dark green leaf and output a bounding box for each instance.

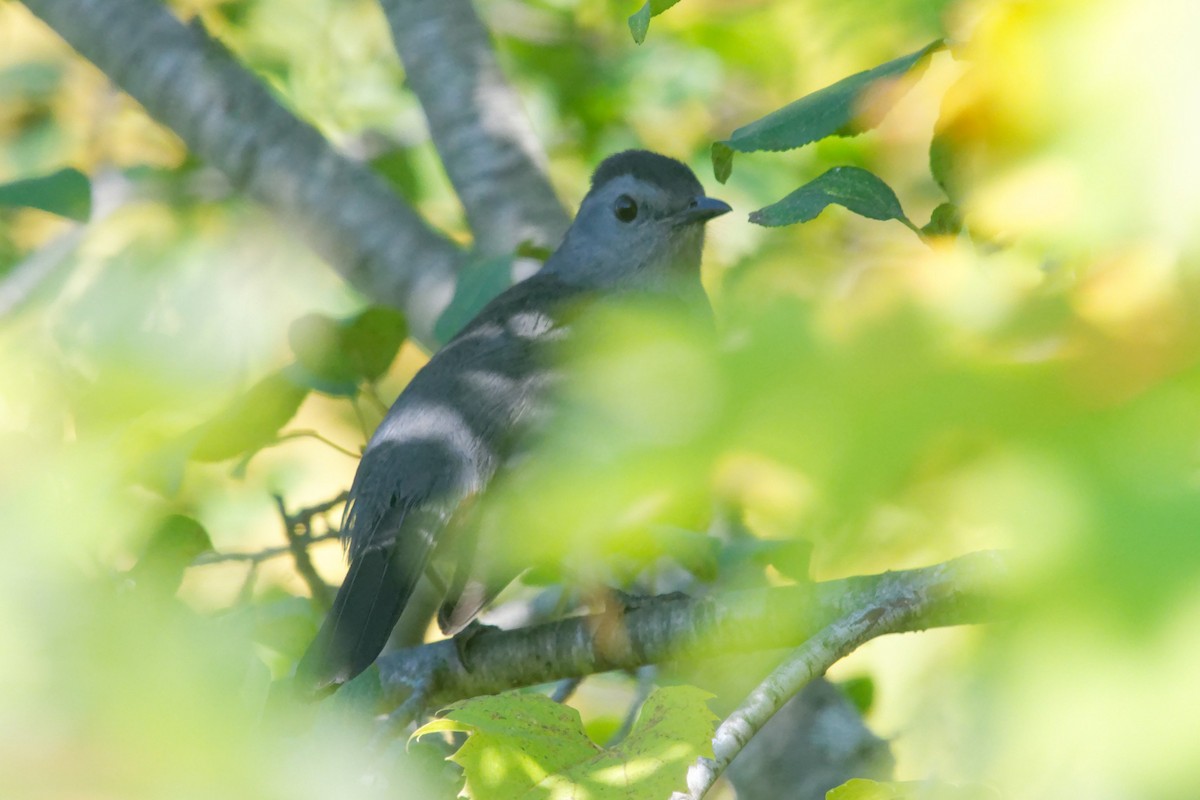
[287,307,407,394]
[433,255,513,344]
[748,166,916,230]
[342,305,407,382]
[713,40,943,179]
[928,130,957,200]
[0,167,91,221]
[190,370,309,462]
[921,201,962,238]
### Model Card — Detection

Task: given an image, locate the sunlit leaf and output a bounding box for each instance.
[0,167,91,221]
[748,166,916,230]
[828,778,1002,800]
[412,686,715,799]
[921,202,962,237]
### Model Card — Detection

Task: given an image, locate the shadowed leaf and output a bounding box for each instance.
[0,167,91,221]
[749,166,916,230]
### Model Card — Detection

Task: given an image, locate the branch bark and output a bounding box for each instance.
[381,0,570,256]
[20,0,465,343]
[377,550,1007,716]
[675,562,960,799]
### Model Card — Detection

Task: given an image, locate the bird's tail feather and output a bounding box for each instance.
[295,541,426,696]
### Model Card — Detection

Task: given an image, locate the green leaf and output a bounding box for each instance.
[928,130,957,200]
[412,686,716,799]
[627,0,684,44]
[712,40,943,179]
[748,166,916,231]
[921,202,962,238]
[827,779,1003,800]
[288,313,358,395]
[717,537,812,583]
[128,514,214,595]
[836,675,876,716]
[189,370,309,462]
[0,167,91,221]
[647,526,720,581]
[711,141,735,184]
[433,255,513,344]
[288,306,408,395]
[342,305,407,382]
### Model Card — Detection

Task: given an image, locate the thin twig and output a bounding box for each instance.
[271,430,362,459]
[274,494,334,609]
[193,530,341,566]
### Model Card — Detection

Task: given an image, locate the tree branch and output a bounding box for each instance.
[380,0,570,256]
[675,567,954,799]
[19,0,465,343]
[376,550,1007,719]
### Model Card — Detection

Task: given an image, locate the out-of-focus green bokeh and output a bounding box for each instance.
[1,0,1197,798]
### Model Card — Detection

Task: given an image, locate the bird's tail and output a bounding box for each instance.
[294,540,427,697]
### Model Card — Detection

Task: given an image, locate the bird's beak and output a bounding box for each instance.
[678,195,732,225]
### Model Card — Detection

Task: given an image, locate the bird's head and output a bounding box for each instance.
[546,150,731,292]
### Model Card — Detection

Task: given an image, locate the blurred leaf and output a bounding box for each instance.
[711,141,734,184]
[189,369,309,462]
[248,593,319,657]
[717,536,812,584]
[343,306,407,381]
[837,675,876,716]
[647,526,720,581]
[828,778,1002,800]
[0,167,91,221]
[628,0,684,45]
[288,306,407,395]
[748,166,916,230]
[713,40,943,179]
[288,312,358,395]
[522,563,566,586]
[921,201,962,238]
[128,514,214,595]
[434,255,512,344]
[369,147,422,201]
[516,239,553,261]
[413,686,715,799]
[928,129,957,200]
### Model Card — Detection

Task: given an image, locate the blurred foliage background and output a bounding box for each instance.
[1,0,1198,798]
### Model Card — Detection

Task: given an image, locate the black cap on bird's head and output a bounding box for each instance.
[547,150,731,289]
[591,150,705,197]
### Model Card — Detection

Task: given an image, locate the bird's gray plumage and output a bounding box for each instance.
[295,150,730,694]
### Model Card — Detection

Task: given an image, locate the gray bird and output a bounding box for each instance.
[295,150,731,694]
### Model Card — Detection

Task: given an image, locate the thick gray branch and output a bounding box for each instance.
[381,0,570,256]
[377,550,1007,714]
[20,0,464,343]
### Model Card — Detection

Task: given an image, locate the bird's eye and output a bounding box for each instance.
[613,194,638,223]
